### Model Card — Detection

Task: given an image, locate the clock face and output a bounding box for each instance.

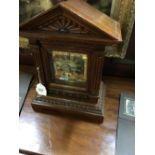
[49,51,88,85]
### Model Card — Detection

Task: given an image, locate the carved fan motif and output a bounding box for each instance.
[38,15,92,34]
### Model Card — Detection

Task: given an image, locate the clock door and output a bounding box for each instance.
[41,46,89,94]
[48,50,88,87]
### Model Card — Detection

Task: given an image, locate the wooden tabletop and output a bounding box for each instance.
[19,76,134,155]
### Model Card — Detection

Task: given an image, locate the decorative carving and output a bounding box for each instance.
[32,82,105,121]
[38,15,92,34]
[33,97,102,114]
[48,88,89,100]
[20,0,122,122]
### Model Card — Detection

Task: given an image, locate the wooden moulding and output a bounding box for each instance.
[20,0,122,122]
[32,82,106,123]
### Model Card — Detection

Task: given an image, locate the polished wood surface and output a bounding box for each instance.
[20,0,122,43]
[60,0,122,41]
[20,0,122,120]
[19,0,122,120]
[19,76,134,155]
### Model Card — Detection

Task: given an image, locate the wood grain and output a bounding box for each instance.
[61,0,122,41]
[19,75,134,155]
[20,0,122,42]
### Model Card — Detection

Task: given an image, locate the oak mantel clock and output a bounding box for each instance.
[20,0,122,122]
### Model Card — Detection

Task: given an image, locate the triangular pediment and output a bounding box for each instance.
[37,14,95,35]
[20,0,122,42]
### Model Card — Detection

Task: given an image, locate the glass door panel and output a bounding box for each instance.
[48,50,88,87]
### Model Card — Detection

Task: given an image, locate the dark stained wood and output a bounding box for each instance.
[19,75,134,155]
[19,0,122,121]
[32,81,105,123]
[19,48,34,66]
[88,52,104,95]
[19,65,36,75]
[20,0,122,42]
[60,0,122,40]
[20,1,134,80]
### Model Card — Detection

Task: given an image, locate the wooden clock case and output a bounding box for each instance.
[20,0,122,122]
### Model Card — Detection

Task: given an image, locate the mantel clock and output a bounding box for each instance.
[20,0,122,122]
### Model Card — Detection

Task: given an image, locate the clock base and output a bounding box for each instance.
[32,82,106,123]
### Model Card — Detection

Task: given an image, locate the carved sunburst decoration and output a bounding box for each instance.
[38,15,92,34]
